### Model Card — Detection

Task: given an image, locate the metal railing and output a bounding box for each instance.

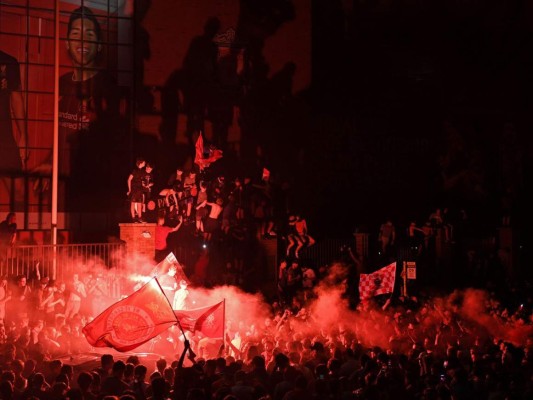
[297,238,356,266]
[0,243,126,282]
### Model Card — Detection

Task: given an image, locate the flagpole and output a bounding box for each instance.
[156,273,190,347]
[175,318,187,340]
[223,298,226,353]
[51,0,60,280]
[154,275,190,355]
[402,261,407,297]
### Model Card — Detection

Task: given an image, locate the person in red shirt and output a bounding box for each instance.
[154,215,182,262]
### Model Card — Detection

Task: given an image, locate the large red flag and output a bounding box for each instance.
[82,278,177,352]
[359,262,397,300]
[174,300,224,339]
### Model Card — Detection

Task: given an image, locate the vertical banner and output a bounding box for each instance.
[57,2,130,214]
[0,0,133,228]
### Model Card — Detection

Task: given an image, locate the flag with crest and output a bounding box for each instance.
[174,300,225,338]
[82,278,178,352]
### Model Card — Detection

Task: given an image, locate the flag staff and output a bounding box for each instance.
[152,276,190,355]
[223,298,226,355]
[402,261,408,297]
[51,0,60,280]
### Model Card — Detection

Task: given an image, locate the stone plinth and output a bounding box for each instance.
[119,223,156,260]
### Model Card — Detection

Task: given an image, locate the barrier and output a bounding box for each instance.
[0,242,125,283]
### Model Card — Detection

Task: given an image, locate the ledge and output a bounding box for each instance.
[119,223,157,227]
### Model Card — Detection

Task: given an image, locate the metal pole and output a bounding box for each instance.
[51,0,60,280]
[402,261,408,297]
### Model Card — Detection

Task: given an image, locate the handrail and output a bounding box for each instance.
[0,242,126,283]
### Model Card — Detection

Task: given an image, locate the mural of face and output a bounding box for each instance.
[67,17,101,69]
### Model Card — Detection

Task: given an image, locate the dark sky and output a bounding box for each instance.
[132,1,531,242]
[283,1,533,237]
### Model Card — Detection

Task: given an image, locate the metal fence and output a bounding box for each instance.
[298,238,356,267]
[0,243,126,283]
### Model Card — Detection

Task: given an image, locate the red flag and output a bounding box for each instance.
[194,133,205,168]
[359,262,397,300]
[194,132,223,170]
[153,252,189,284]
[174,300,224,339]
[262,167,270,182]
[208,147,223,163]
[82,278,177,352]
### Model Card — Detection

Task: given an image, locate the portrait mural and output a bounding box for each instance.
[1,0,311,232]
[0,0,134,228]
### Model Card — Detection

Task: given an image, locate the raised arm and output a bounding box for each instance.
[172,218,183,232]
[127,174,133,194]
[177,339,190,369]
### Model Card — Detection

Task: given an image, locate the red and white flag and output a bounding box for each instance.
[359,262,397,300]
[82,278,178,352]
[174,300,224,339]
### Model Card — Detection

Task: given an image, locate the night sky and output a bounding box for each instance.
[279,1,533,238]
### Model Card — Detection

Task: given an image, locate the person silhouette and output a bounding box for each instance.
[172,280,190,310]
[0,212,17,267]
[55,6,125,209]
[0,50,27,173]
[127,157,147,222]
[0,50,28,205]
[181,17,220,136]
[378,219,396,256]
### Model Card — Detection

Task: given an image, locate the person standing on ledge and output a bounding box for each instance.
[127,157,146,222]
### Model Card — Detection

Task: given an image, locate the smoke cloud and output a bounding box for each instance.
[40,251,531,362]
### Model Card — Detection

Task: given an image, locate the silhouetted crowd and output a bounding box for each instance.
[0,144,528,399]
[127,159,318,288]
[0,257,531,400]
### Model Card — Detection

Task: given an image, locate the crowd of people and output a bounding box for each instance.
[0,131,529,399]
[1,1,531,397]
[0,255,530,400]
[122,151,318,290]
[127,157,296,247]
[1,200,532,400]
